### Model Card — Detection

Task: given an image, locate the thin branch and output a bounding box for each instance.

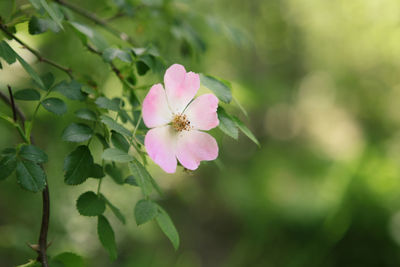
[0,24,74,79]
[55,0,136,46]
[0,87,50,267]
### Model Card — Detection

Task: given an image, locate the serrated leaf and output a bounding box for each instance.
[64,145,94,185]
[129,159,153,196]
[102,148,133,163]
[105,164,124,184]
[76,191,106,216]
[200,74,232,103]
[232,116,260,146]
[16,160,46,192]
[53,80,85,101]
[62,123,93,143]
[156,205,179,250]
[41,97,67,115]
[19,145,48,163]
[75,108,97,121]
[90,163,105,178]
[101,194,126,224]
[103,48,132,63]
[28,16,59,35]
[111,131,130,152]
[50,252,84,267]
[95,97,120,111]
[125,175,138,186]
[0,152,17,181]
[97,215,117,261]
[134,199,158,225]
[100,115,132,137]
[14,89,40,101]
[217,108,238,140]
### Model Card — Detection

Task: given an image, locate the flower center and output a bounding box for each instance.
[172,114,191,132]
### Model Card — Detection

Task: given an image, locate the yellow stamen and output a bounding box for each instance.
[172,114,191,132]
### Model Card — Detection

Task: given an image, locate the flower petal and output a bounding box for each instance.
[144,126,178,173]
[185,94,219,131]
[142,84,173,128]
[164,64,200,114]
[176,130,218,170]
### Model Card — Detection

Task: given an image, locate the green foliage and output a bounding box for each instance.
[0,149,17,180]
[29,16,59,35]
[13,89,41,101]
[95,97,120,111]
[105,164,124,184]
[16,160,46,192]
[217,108,239,139]
[41,97,67,115]
[101,194,126,224]
[102,148,134,163]
[50,252,84,267]
[19,145,48,163]
[75,108,97,121]
[103,48,132,63]
[76,191,106,216]
[29,0,64,30]
[156,206,179,250]
[63,145,94,185]
[129,159,154,197]
[232,115,260,146]
[100,115,131,137]
[134,199,158,225]
[200,74,232,103]
[62,123,93,143]
[69,21,108,51]
[97,215,117,261]
[111,131,130,152]
[53,80,85,101]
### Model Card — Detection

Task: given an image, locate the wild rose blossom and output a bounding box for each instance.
[142,64,219,173]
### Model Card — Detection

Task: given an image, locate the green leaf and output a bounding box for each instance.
[14,89,41,101]
[69,21,108,51]
[16,260,41,267]
[62,123,93,143]
[134,199,158,225]
[111,131,130,152]
[217,108,238,140]
[0,0,15,23]
[100,115,132,137]
[95,97,120,111]
[101,194,126,224]
[19,145,48,163]
[125,175,138,186]
[76,191,106,216]
[0,152,17,181]
[95,133,109,149]
[29,0,64,30]
[232,116,260,146]
[41,97,67,115]
[105,164,124,184]
[16,160,46,192]
[89,163,105,179]
[75,108,97,121]
[200,74,232,103]
[28,16,59,35]
[102,148,133,163]
[97,215,117,261]
[156,205,179,250]
[53,80,85,101]
[0,40,16,64]
[64,145,94,185]
[50,252,84,267]
[129,159,153,196]
[103,48,132,63]
[136,60,150,76]
[40,72,55,90]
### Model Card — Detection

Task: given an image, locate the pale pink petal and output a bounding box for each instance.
[185,94,219,131]
[142,84,173,128]
[176,130,218,170]
[145,126,178,173]
[164,64,200,113]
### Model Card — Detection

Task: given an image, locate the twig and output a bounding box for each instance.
[0,87,50,267]
[0,24,74,79]
[55,0,136,46]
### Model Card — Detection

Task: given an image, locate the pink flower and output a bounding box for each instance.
[142,64,219,173]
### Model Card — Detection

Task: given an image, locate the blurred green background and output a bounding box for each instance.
[2,0,400,266]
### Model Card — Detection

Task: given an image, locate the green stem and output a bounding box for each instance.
[0,113,29,143]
